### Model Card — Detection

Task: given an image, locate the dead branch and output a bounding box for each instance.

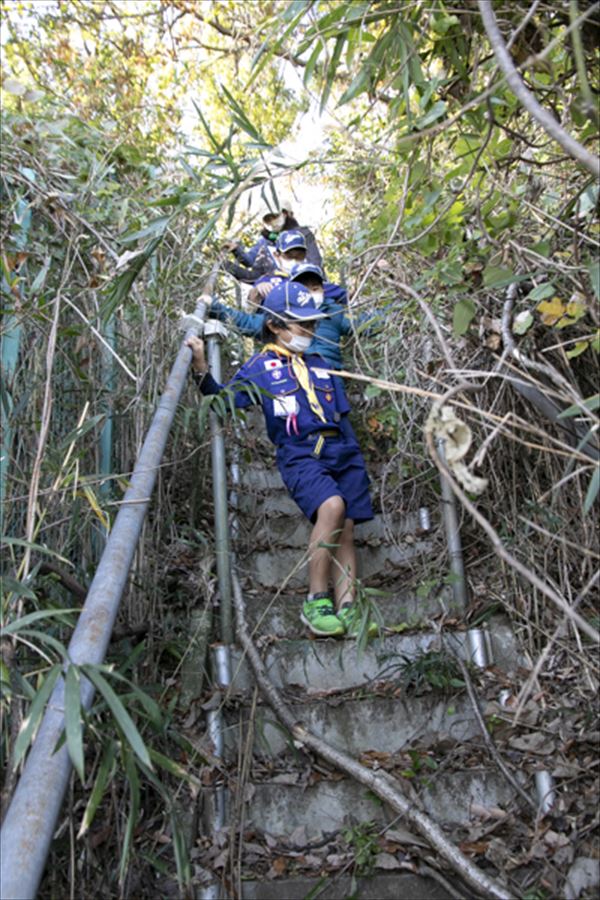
[231,575,514,900]
[455,656,537,810]
[424,414,599,644]
[478,0,599,177]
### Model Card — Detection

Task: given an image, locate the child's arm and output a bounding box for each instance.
[324,281,348,305]
[233,240,260,267]
[185,336,218,393]
[185,337,259,409]
[209,298,265,337]
[336,307,381,337]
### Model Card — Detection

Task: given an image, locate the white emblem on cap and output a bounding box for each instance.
[297,290,312,306]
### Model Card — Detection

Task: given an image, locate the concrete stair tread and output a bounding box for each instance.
[241,539,435,588]
[238,769,520,834]
[222,693,483,760]
[229,618,522,695]
[241,872,452,899]
[240,584,460,636]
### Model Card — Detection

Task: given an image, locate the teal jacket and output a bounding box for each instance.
[210,296,375,369]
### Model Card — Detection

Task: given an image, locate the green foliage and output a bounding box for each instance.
[397,650,466,694]
[342,820,379,877]
[400,748,439,780]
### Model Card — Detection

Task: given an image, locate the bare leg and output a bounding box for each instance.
[308,496,346,596]
[333,518,356,609]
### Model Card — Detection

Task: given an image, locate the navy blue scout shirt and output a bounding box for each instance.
[198,349,355,446]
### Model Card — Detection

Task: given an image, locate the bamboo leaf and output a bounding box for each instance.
[17,628,71,662]
[119,746,140,887]
[119,215,170,245]
[149,748,201,785]
[13,665,61,766]
[557,394,600,419]
[101,668,162,728]
[249,1,309,85]
[583,466,600,516]
[78,740,117,837]
[338,66,372,106]
[0,536,72,566]
[80,485,109,530]
[65,665,85,783]
[59,414,105,450]
[82,666,152,770]
[0,608,78,637]
[320,35,346,113]
[0,574,37,600]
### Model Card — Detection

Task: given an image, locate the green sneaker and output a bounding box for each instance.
[301,594,345,637]
[337,603,380,639]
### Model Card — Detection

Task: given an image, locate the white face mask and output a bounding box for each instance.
[278,257,297,273]
[281,333,312,353]
[310,289,324,307]
[266,213,286,232]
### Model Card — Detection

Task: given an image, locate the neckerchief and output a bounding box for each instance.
[263,344,327,424]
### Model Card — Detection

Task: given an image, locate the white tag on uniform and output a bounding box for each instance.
[312,368,330,380]
[273,396,298,417]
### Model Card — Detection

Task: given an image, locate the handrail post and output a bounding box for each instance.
[437,438,468,610]
[204,319,233,645]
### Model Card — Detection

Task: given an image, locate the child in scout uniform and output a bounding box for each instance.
[223,200,324,284]
[186,281,377,638]
[209,250,365,370]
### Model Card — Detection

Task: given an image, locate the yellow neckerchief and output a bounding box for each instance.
[263,343,327,423]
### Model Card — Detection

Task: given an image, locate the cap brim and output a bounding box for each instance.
[267,309,327,322]
[285,310,328,321]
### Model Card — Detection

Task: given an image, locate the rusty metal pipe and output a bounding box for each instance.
[0,282,215,899]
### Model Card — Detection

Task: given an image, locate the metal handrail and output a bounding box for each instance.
[0,278,216,900]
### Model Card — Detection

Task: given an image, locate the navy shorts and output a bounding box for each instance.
[276,435,373,524]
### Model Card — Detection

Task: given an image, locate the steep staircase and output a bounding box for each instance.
[198,451,525,899]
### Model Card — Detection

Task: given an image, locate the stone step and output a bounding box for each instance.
[229,619,522,697]
[234,502,429,551]
[204,769,519,839]
[222,693,482,761]
[239,505,426,550]
[239,537,434,589]
[240,584,459,638]
[241,872,451,900]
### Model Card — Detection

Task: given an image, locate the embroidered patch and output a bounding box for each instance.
[312,368,330,380]
[264,358,282,371]
[271,370,282,381]
[296,290,312,306]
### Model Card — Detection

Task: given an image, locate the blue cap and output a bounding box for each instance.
[290,263,324,284]
[261,281,326,321]
[275,229,307,253]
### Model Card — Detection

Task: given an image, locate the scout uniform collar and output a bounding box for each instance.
[263,343,327,426]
